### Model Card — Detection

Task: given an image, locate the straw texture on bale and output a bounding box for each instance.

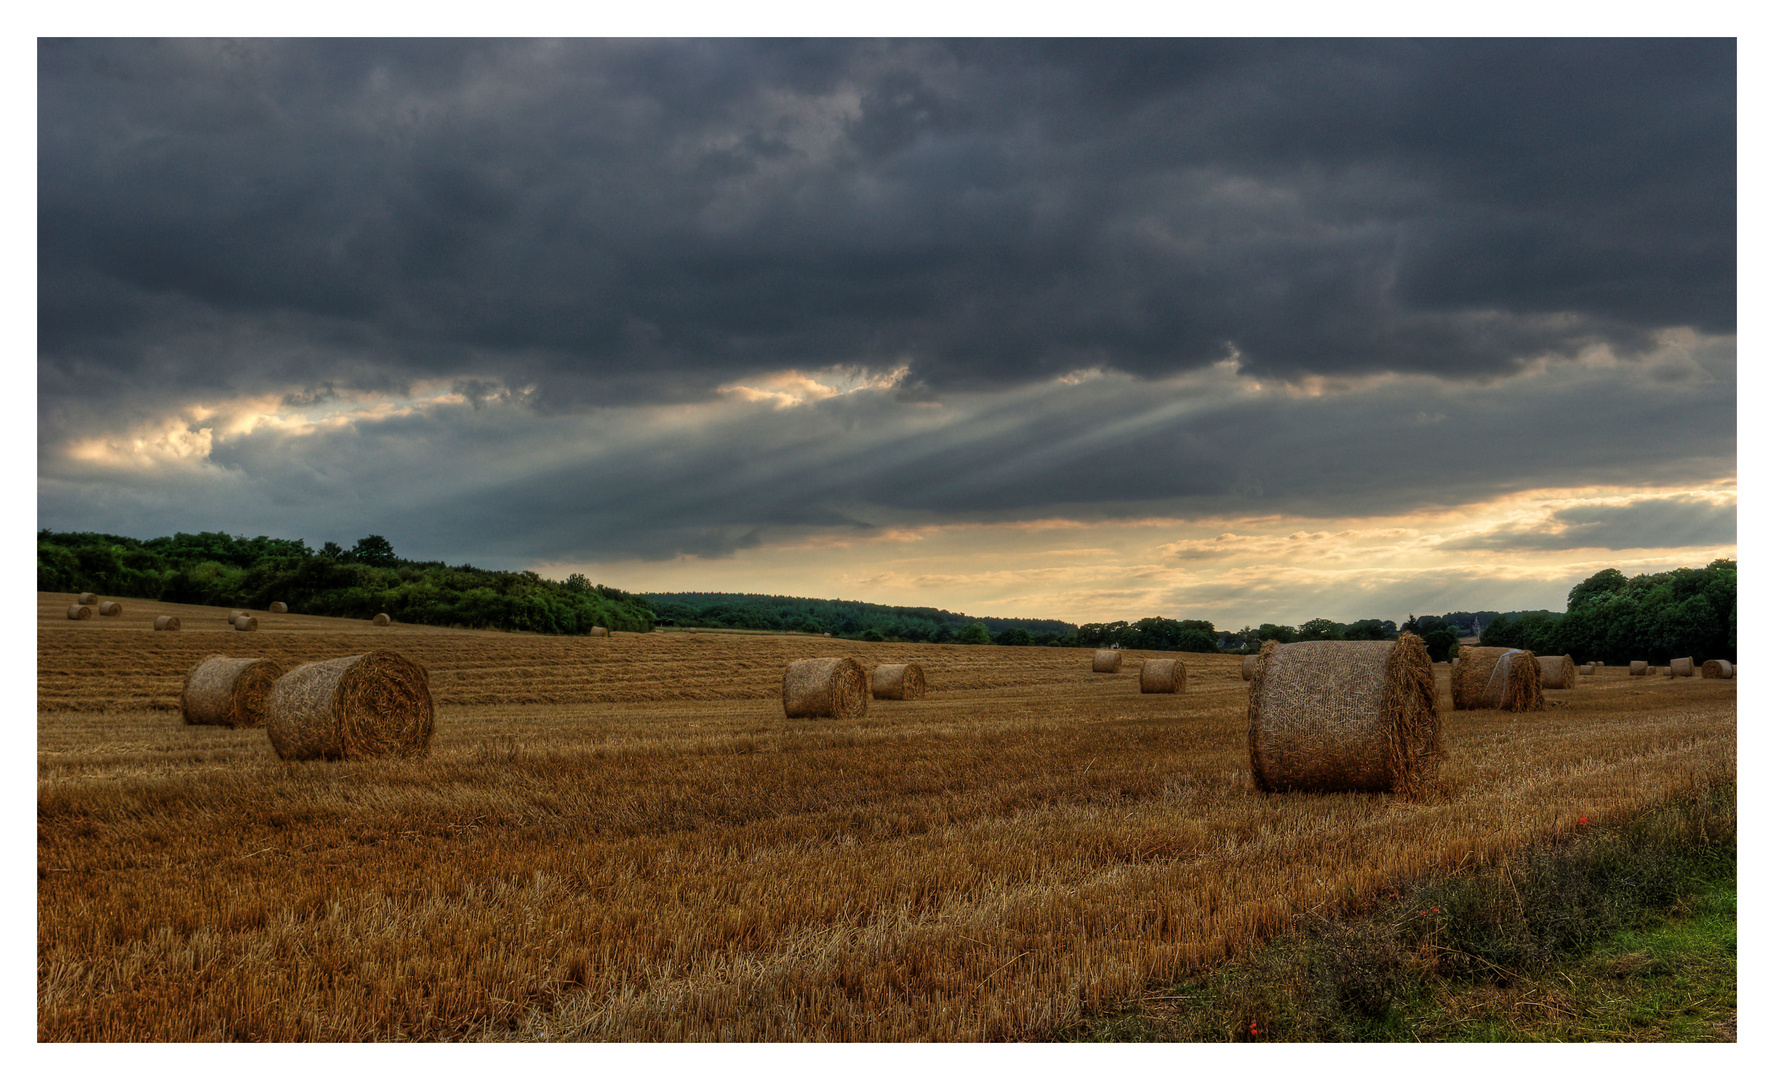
[76,592,99,606]
[589,626,609,637]
[1241,654,1258,681]
[1139,658,1187,694]
[153,615,181,631]
[181,655,284,728]
[1667,656,1695,678]
[372,613,391,626]
[781,657,869,721]
[269,602,288,614]
[870,662,927,700]
[1630,660,1650,676]
[230,610,249,622]
[1577,664,1594,676]
[66,605,91,621]
[1092,649,1123,673]
[1701,659,1734,680]
[1536,653,1576,689]
[266,650,435,761]
[97,601,122,616]
[1451,647,1545,712]
[233,615,258,631]
[1246,633,1441,799]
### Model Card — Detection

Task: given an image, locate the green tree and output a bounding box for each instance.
[1423,628,1459,663]
[957,622,992,645]
[350,535,399,568]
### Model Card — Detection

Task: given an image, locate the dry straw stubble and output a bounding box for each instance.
[1701,659,1734,679]
[1138,658,1187,694]
[1246,633,1441,799]
[1537,653,1576,689]
[181,655,285,728]
[870,663,927,701]
[1092,649,1122,673]
[1668,657,1695,678]
[153,616,181,631]
[266,649,436,761]
[65,605,91,621]
[1451,646,1545,712]
[782,657,868,720]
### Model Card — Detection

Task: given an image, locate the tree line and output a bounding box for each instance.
[37,530,654,635]
[645,592,1076,645]
[1476,561,1735,665]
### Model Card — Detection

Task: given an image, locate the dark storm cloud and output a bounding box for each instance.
[39,38,1734,415]
[1443,494,1737,552]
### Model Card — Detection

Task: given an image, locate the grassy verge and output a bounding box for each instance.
[1067,781,1736,1042]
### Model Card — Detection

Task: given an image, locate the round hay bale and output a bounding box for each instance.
[782,657,868,720]
[1247,633,1441,799]
[266,649,434,761]
[76,592,99,606]
[269,602,288,614]
[230,610,249,622]
[181,654,284,728]
[1629,660,1649,676]
[97,601,123,616]
[1701,659,1733,680]
[153,615,181,631]
[1139,658,1187,694]
[372,613,392,627]
[233,615,258,631]
[1667,656,1695,678]
[1092,649,1123,673]
[65,604,92,620]
[870,662,927,700]
[1451,646,1545,712]
[1241,654,1258,681]
[1576,664,1594,676]
[1536,653,1576,690]
[589,626,609,637]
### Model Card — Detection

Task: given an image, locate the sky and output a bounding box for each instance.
[35,37,1737,629]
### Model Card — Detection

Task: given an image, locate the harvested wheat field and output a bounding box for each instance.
[37,594,1735,1041]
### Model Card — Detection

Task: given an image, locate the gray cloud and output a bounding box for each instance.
[1444,495,1737,552]
[40,39,1734,422]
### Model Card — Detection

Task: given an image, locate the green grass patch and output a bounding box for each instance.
[1067,782,1736,1043]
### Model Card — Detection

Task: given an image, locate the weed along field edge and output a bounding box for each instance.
[37,593,1737,1041]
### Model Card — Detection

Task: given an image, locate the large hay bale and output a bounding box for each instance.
[1576,664,1594,676]
[1701,659,1734,680]
[65,605,91,620]
[1667,656,1695,678]
[1246,634,1441,798]
[870,662,927,700]
[1092,649,1122,673]
[77,592,99,606]
[233,615,258,631]
[372,613,391,626]
[153,615,181,631]
[97,601,123,617]
[266,649,435,761]
[1241,654,1258,681]
[1139,658,1187,694]
[782,657,868,720]
[1451,646,1544,712]
[181,655,284,728]
[589,626,609,637]
[1536,653,1576,689]
[269,602,288,614]
[1629,660,1649,676]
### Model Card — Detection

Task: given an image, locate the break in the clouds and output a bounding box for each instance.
[37,39,1735,623]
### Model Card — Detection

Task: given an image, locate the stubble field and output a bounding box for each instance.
[37,592,1737,1041]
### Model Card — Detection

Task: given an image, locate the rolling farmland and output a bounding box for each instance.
[37,593,1737,1041]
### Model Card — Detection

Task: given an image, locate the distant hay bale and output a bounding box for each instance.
[181,655,284,728]
[65,604,91,620]
[1139,658,1187,694]
[1246,634,1441,799]
[589,626,609,637]
[97,601,122,616]
[1577,664,1594,676]
[1701,659,1734,680]
[266,649,435,761]
[230,610,249,622]
[77,592,99,606]
[372,613,391,626]
[153,615,181,631]
[1242,655,1258,681]
[233,615,258,631]
[782,657,868,720]
[1092,649,1123,673]
[1451,647,1545,712]
[1667,656,1695,678]
[269,602,288,614]
[870,662,927,700]
[1536,653,1576,689]
[1629,660,1649,676]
